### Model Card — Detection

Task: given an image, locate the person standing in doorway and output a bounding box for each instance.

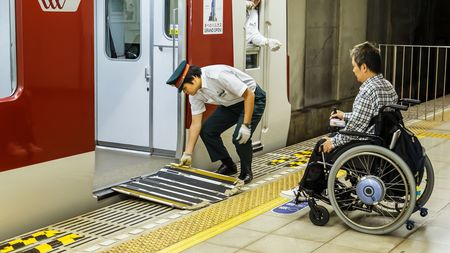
[167,61,266,184]
[245,0,282,51]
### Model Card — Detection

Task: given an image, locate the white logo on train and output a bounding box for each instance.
[38,0,81,12]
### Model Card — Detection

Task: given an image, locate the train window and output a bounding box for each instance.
[0,0,16,98]
[164,0,178,38]
[246,46,260,69]
[246,53,259,69]
[105,0,141,60]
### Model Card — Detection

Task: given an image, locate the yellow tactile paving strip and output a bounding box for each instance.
[103,171,303,253]
[416,131,450,140]
[407,107,450,139]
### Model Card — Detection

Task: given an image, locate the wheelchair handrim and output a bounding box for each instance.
[328,145,416,235]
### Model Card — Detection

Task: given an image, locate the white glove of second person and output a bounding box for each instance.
[267,39,282,51]
[236,124,251,144]
[180,152,192,167]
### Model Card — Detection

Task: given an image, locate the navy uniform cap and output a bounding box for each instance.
[166,60,190,92]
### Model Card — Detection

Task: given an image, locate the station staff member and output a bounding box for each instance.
[166,61,266,184]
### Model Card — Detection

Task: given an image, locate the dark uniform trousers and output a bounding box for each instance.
[300,137,367,194]
[200,86,266,173]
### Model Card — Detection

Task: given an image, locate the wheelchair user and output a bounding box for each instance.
[281,41,399,201]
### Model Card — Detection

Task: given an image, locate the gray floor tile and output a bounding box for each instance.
[434,162,450,179]
[426,204,450,229]
[422,196,450,213]
[427,140,450,163]
[434,178,450,190]
[390,239,450,253]
[273,215,347,242]
[245,234,322,253]
[430,188,450,201]
[182,242,238,253]
[238,214,296,233]
[420,137,447,150]
[312,243,378,253]
[405,225,450,245]
[328,229,403,253]
[207,227,266,249]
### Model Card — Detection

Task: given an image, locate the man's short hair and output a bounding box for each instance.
[184,65,202,84]
[350,41,382,74]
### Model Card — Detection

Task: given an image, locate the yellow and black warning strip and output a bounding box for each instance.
[268,149,312,166]
[267,156,292,165]
[285,159,308,168]
[19,233,82,253]
[292,149,312,158]
[112,164,243,210]
[0,230,60,253]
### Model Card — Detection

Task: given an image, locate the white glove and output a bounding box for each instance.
[245,1,255,9]
[180,152,192,167]
[236,124,251,144]
[267,39,282,51]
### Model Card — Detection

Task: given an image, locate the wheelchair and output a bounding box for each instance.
[295,98,435,235]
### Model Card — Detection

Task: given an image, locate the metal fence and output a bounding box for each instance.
[380,44,450,121]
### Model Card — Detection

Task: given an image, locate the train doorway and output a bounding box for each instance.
[96,0,181,156]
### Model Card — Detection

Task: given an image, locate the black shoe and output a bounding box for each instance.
[216,163,237,175]
[238,169,253,184]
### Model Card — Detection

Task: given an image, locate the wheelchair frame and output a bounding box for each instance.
[296,98,435,234]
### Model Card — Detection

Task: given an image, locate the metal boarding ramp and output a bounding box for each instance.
[112,164,243,210]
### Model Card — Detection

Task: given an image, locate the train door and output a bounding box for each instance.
[96,0,151,151]
[96,0,180,155]
[232,0,290,154]
[150,0,181,156]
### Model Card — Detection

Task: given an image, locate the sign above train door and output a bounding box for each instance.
[203,0,223,34]
[38,0,81,12]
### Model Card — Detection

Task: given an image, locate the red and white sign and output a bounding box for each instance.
[38,0,81,12]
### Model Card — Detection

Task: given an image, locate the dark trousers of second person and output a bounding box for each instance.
[300,137,364,194]
[200,86,266,175]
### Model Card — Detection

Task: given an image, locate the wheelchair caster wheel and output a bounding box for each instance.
[420,208,428,217]
[309,205,329,226]
[406,220,415,230]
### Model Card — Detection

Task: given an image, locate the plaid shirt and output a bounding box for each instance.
[332,74,398,147]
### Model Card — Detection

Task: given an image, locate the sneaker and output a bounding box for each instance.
[280,188,308,202]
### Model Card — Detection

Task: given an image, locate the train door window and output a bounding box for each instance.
[246,50,259,69]
[164,0,178,38]
[0,0,16,98]
[105,0,141,60]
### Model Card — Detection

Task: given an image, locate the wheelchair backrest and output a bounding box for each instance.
[372,108,425,175]
[372,110,404,148]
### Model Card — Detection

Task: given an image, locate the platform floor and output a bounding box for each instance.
[181,119,450,253]
[94,111,450,253]
[2,109,450,253]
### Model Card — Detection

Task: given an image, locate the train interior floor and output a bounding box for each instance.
[2,105,450,253]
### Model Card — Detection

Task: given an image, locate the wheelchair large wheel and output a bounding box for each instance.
[415,155,434,212]
[327,145,416,234]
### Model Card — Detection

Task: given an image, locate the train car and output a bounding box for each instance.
[0,0,289,240]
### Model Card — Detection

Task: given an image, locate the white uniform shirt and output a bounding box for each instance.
[189,65,257,115]
[245,8,267,46]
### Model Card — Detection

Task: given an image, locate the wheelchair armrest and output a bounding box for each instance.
[399,98,421,105]
[382,104,409,111]
[338,130,384,143]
